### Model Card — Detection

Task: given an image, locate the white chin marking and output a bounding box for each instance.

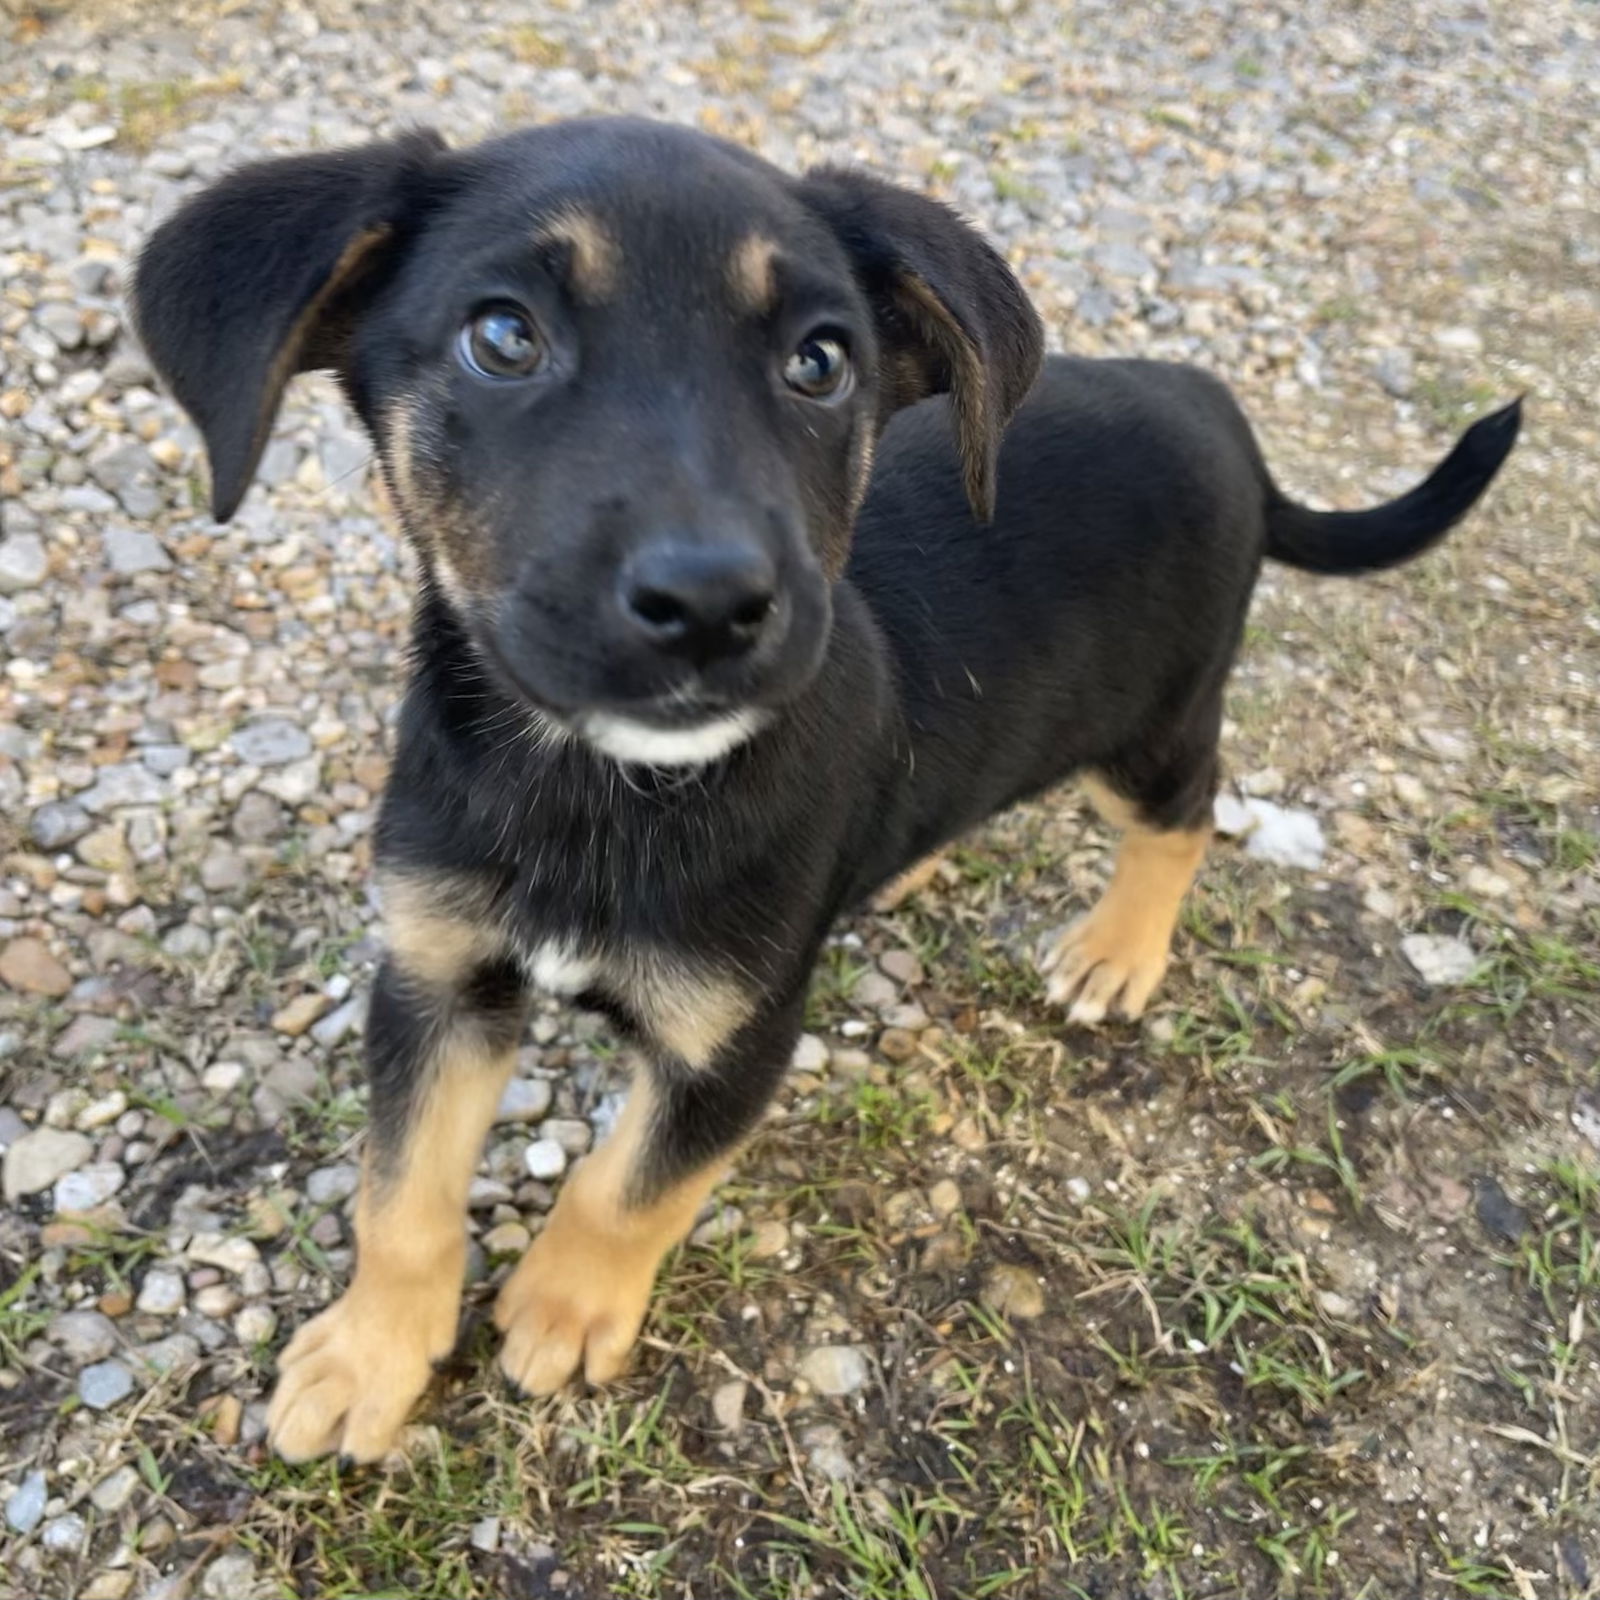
[580,710,763,768]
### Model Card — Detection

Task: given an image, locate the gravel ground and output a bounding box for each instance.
[2,2,1598,1597]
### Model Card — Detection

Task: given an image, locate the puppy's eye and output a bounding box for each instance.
[460,304,545,379]
[783,335,852,401]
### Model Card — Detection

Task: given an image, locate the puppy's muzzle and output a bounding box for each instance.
[616,539,785,668]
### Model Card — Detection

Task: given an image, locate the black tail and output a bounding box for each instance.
[1264,398,1522,575]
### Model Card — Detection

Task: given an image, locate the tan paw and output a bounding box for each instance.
[266,1277,458,1463]
[871,853,945,912]
[494,1226,656,1396]
[1037,908,1170,1025]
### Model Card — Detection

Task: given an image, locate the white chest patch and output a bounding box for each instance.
[526,942,602,995]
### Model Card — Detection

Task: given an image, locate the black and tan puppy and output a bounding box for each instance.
[132,117,1519,1463]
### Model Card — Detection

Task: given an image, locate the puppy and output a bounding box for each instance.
[132,116,1519,1463]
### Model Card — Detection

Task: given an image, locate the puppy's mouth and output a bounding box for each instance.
[475,632,766,769]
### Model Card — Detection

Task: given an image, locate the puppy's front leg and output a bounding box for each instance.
[268,893,526,1463]
[496,1001,800,1395]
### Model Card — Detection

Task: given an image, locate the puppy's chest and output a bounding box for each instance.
[492,827,772,1067]
[509,932,753,1069]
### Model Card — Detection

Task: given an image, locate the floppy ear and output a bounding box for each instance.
[797,167,1044,523]
[131,130,445,521]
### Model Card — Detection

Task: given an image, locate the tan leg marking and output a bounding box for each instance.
[1038,775,1208,1025]
[267,1041,513,1462]
[379,871,499,987]
[872,852,946,912]
[626,956,753,1070]
[267,888,513,1464]
[495,1073,723,1394]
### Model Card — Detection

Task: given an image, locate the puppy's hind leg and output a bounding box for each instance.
[1040,724,1219,1025]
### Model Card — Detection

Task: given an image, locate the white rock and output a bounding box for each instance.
[4,1128,93,1200]
[104,526,172,575]
[799,1344,869,1396]
[1434,325,1484,353]
[255,756,323,806]
[305,1164,360,1206]
[801,1422,856,1481]
[711,1378,748,1432]
[201,1552,258,1600]
[47,1309,119,1363]
[187,1232,262,1274]
[853,971,899,1010]
[54,122,116,150]
[136,1268,186,1316]
[55,1162,126,1213]
[234,1304,277,1345]
[0,534,48,593]
[496,1077,554,1123]
[1214,794,1325,869]
[89,1465,141,1512]
[75,1090,128,1130]
[231,717,312,767]
[41,1511,87,1551]
[1401,933,1479,986]
[78,1360,133,1409]
[76,762,165,812]
[201,1061,247,1094]
[139,1332,202,1373]
[5,1471,46,1534]
[791,1033,829,1074]
[523,1138,567,1180]
[194,1284,240,1319]
[543,1117,592,1155]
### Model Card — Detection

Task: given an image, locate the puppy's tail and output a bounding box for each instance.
[1263,398,1522,575]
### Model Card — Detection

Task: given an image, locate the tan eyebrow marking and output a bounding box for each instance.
[727,232,778,314]
[534,208,618,303]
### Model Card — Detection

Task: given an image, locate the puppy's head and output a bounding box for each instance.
[133,118,1042,766]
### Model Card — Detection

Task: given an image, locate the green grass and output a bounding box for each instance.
[0,1262,49,1364]
[1504,1157,1599,1318]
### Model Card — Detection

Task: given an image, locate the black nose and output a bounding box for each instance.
[618,541,779,662]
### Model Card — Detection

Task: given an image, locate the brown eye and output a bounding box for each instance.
[783,335,852,401]
[460,304,544,378]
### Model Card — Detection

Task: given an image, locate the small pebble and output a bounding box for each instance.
[982,1263,1046,1320]
[496,1077,554,1123]
[234,1304,277,1345]
[89,1464,141,1513]
[41,1512,87,1553]
[78,1360,134,1410]
[543,1117,593,1155]
[136,1268,187,1316]
[799,1344,869,1396]
[47,1309,118,1363]
[55,1162,127,1213]
[712,1378,748,1432]
[1401,933,1479,987]
[5,1470,47,1534]
[523,1139,568,1180]
[305,1163,361,1206]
